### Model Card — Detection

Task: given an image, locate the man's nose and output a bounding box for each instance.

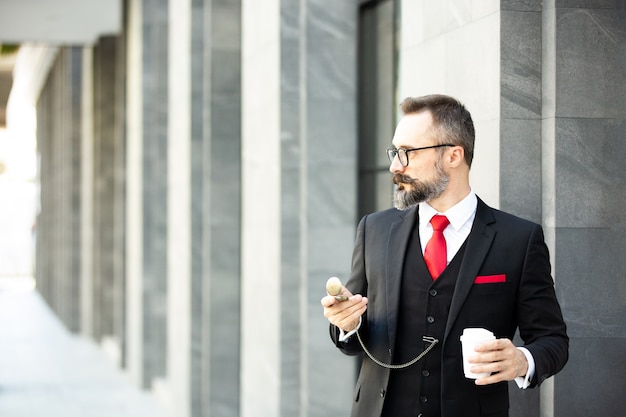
[389,155,404,174]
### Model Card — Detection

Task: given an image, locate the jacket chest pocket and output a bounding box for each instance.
[470,282,508,295]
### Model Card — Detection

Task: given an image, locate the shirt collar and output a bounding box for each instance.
[418,190,478,231]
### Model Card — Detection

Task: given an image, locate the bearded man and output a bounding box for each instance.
[321,94,568,417]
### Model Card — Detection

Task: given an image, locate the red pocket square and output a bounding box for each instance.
[474,274,506,284]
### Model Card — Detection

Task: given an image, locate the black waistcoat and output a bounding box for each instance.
[381,222,468,417]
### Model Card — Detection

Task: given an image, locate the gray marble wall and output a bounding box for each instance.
[499,0,543,225]
[501,1,626,416]
[550,2,626,416]
[398,1,626,416]
[499,1,543,415]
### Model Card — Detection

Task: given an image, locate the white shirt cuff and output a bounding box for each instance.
[338,317,362,342]
[514,347,535,389]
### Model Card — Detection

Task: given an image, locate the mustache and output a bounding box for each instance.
[393,173,417,185]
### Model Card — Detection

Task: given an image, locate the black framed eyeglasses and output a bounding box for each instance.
[386,144,455,167]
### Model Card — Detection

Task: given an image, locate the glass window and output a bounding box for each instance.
[357,0,398,218]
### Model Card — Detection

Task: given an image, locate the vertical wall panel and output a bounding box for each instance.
[125,0,145,388]
[301,1,359,415]
[166,1,191,417]
[35,48,82,333]
[241,1,358,416]
[80,46,94,339]
[552,4,626,416]
[202,1,243,416]
[241,0,281,414]
[141,0,169,388]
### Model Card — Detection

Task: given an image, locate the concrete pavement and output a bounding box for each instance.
[0,277,168,417]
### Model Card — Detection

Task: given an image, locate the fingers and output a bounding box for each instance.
[320,294,337,308]
[321,293,368,332]
[321,286,354,307]
[469,339,529,385]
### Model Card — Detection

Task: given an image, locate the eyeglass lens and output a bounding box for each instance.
[387,149,408,166]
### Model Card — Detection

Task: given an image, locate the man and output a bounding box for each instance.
[321,94,568,417]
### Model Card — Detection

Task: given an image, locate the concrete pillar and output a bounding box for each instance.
[163,2,245,416]
[498,1,545,415]
[35,47,83,333]
[163,0,191,416]
[89,34,126,365]
[549,2,626,416]
[190,1,243,416]
[93,36,119,343]
[500,0,544,224]
[125,0,169,389]
[80,46,94,339]
[241,1,358,416]
[140,0,169,389]
[240,1,281,414]
[125,0,145,388]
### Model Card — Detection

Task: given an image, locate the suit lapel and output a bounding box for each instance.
[385,206,417,351]
[444,199,496,340]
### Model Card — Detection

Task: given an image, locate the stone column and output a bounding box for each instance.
[191,1,243,416]
[158,1,244,416]
[141,0,169,389]
[92,36,119,343]
[241,1,358,416]
[35,47,83,333]
[240,1,281,414]
[125,0,169,389]
[499,1,544,415]
[80,45,94,339]
[125,0,145,388]
[549,2,626,416]
[89,34,127,365]
[163,0,191,416]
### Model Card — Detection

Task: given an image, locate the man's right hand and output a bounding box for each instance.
[321,286,368,333]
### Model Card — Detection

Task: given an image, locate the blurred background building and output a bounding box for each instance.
[0,1,625,416]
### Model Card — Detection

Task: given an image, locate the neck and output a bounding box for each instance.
[427,179,471,213]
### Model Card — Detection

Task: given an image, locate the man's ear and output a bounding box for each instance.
[447,146,465,168]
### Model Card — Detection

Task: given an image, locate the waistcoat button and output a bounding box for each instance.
[427,316,435,323]
[422,370,430,377]
[429,289,438,296]
[420,395,428,403]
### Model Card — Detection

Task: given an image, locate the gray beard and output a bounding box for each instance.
[392,162,449,210]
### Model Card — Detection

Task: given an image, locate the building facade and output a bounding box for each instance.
[27,1,626,416]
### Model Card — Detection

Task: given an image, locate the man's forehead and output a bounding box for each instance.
[392,111,435,146]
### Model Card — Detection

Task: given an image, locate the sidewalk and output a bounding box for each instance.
[0,277,168,417]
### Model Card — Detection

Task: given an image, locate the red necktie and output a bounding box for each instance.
[424,215,450,280]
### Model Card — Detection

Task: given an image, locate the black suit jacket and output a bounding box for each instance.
[331,198,568,417]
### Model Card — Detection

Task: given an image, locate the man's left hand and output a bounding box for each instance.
[468,338,529,385]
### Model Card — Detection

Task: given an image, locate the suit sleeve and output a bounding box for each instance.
[329,215,370,356]
[517,224,569,387]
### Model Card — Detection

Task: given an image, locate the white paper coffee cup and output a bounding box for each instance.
[460,328,495,379]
